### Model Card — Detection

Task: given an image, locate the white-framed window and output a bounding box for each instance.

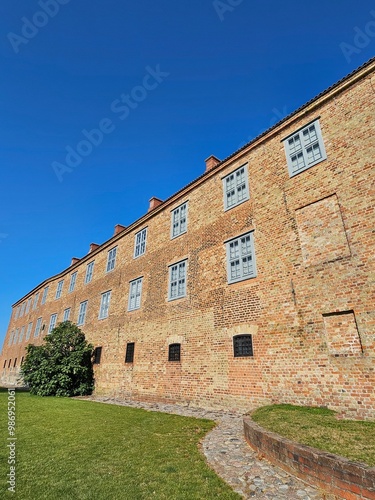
[283,119,327,176]
[25,297,32,314]
[20,302,26,317]
[48,314,58,333]
[85,261,94,284]
[134,228,147,258]
[223,164,250,210]
[128,278,143,311]
[226,232,257,284]
[99,291,111,319]
[69,272,77,293]
[171,202,188,238]
[33,293,39,310]
[14,307,20,320]
[55,280,64,299]
[106,247,117,273]
[41,286,49,305]
[168,260,187,300]
[63,308,71,322]
[19,326,25,343]
[25,322,32,341]
[34,317,42,337]
[77,301,88,326]
[8,331,15,346]
[13,328,19,344]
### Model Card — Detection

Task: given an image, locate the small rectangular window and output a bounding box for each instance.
[25,322,32,341]
[283,119,327,176]
[168,343,181,362]
[34,317,42,337]
[19,325,25,343]
[8,359,12,368]
[93,346,102,364]
[13,358,17,368]
[14,307,20,320]
[77,301,88,326]
[48,314,58,333]
[233,335,253,357]
[41,286,49,305]
[99,291,111,319]
[171,202,188,238]
[63,308,71,322]
[128,278,143,311]
[3,360,6,369]
[168,260,187,300]
[69,272,77,293]
[106,247,117,273]
[223,164,250,210]
[55,280,64,299]
[125,342,135,363]
[226,232,256,283]
[85,261,95,284]
[33,293,40,310]
[134,228,147,258]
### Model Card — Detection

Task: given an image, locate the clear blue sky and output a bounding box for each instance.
[0,0,374,349]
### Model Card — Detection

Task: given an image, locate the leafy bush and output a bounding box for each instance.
[21,321,94,397]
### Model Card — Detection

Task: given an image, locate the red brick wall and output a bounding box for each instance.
[1,61,374,418]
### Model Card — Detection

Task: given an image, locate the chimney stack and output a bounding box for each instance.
[89,243,100,253]
[113,224,126,236]
[148,196,163,212]
[205,155,220,172]
[71,257,80,266]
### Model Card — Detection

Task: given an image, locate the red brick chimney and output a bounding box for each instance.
[148,197,163,212]
[89,243,100,253]
[113,224,126,236]
[71,257,80,266]
[205,155,220,172]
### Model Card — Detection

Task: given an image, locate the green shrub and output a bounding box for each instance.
[20,321,94,397]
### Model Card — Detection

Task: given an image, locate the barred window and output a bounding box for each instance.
[168,343,181,362]
[93,347,102,364]
[233,335,253,357]
[125,343,135,363]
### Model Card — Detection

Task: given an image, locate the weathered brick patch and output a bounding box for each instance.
[243,417,375,500]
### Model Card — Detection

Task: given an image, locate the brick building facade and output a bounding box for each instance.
[1,58,374,419]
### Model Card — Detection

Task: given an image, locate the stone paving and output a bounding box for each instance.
[78,396,326,499]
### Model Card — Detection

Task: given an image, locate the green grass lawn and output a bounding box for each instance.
[0,388,240,499]
[252,404,375,466]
